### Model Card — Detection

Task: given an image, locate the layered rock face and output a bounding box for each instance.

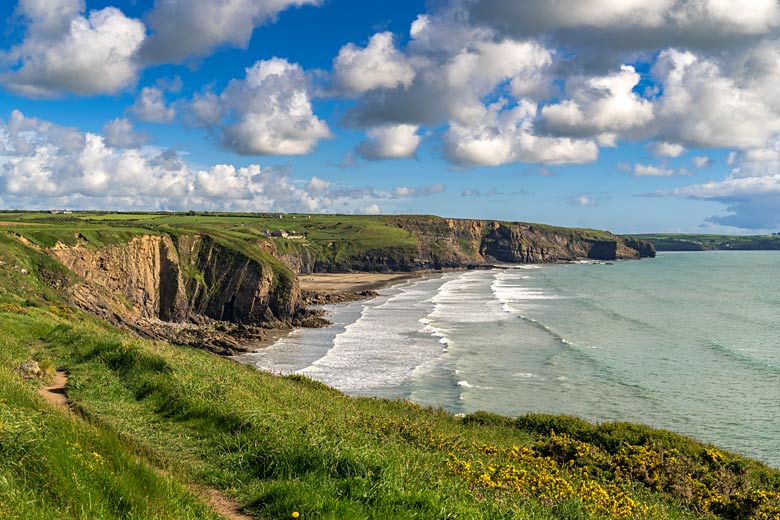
[40,217,654,355]
[279,217,655,273]
[49,234,300,329]
[621,237,660,257]
[177,235,299,324]
[444,219,654,263]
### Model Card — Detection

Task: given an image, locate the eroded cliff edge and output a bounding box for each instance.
[22,215,654,355]
[48,233,303,354]
[276,216,655,273]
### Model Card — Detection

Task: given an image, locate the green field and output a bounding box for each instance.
[0,213,777,519]
[0,210,644,273]
[628,233,780,251]
[0,210,629,248]
[0,211,422,269]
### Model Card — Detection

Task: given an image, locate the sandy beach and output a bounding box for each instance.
[245,272,429,350]
[298,272,424,293]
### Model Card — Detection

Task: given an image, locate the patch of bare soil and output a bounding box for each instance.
[38,370,69,411]
[195,487,256,520]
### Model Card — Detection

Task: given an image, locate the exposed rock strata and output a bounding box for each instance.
[281,217,656,274]
[301,290,379,306]
[49,234,302,355]
[38,218,655,355]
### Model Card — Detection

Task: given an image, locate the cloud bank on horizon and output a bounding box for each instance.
[2,0,780,231]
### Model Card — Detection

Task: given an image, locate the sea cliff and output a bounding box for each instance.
[2,212,654,353]
[2,212,778,520]
[272,215,655,273]
[47,233,301,354]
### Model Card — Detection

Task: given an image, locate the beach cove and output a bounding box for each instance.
[239,252,780,468]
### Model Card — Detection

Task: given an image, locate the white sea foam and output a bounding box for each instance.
[490,270,563,317]
[492,282,560,301]
[428,270,507,324]
[242,253,780,468]
[297,276,450,392]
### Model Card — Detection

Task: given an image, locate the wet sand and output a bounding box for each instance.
[248,272,430,350]
[298,272,424,293]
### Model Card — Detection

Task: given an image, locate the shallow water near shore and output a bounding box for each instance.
[237,251,780,468]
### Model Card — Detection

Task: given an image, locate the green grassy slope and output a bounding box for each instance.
[0,235,220,519]
[0,218,778,519]
[0,211,653,275]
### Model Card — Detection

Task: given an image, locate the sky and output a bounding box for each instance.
[2,1,780,233]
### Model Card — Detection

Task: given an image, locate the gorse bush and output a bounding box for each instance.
[515,416,780,519]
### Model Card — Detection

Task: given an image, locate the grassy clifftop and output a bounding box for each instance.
[1,211,654,275]
[0,213,777,519]
[1,214,302,354]
[628,234,780,252]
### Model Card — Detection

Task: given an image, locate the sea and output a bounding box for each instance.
[236,251,780,468]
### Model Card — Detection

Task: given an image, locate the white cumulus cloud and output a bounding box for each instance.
[692,156,713,168]
[102,118,150,149]
[634,163,676,177]
[649,142,686,158]
[391,184,445,197]
[443,100,598,166]
[542,65,654,137]
[569,195,600,207]
[128,87,175,123]
[652,47,780,149]
[2,2,146,97]
[355,124,421,160]
[344,18,555,128]
[333,32,416,94]
[468,0,780,51]
[0,110,372,213]
[357,203,381,215]
[444,38,554,119]
[187,58,331,155]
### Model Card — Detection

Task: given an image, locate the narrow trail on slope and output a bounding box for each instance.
[38,370,69,411]
[37,370,254,520]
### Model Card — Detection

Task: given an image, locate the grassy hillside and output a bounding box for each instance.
[628,234,780,251]
[0,210,418,248]
[0,212,423,273]
[0,215,778,518]
[0,233,221,519]
[0,211,653,275]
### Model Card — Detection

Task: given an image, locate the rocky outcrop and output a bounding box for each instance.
[50,235,176,321]
[283,217,655,273]
[449,219,654,263]
[280,249,319,274]
[38,216,655,353]
[49,234,302,354]
[621,237,658,258]
[176,235,299,325]
[301,290,379,306]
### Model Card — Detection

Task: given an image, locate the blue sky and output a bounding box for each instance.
[2,0,780,233]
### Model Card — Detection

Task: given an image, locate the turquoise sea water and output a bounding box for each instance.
[237,252,780,467]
